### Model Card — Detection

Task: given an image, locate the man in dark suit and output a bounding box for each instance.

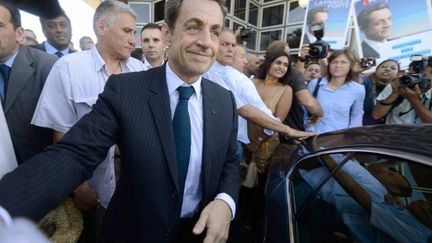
[36,11,74,57]
[0,2,57,164]
[0,0,238,242]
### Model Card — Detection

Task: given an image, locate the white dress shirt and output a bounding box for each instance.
[43,41,70,56]
[204,61,275,144]
[31,46,145,208]
[0,51,18,178]
[0,105,17,179]
[166,63,235,218]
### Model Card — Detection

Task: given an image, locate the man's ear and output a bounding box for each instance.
[15,27,24,44]
[95,20,107,36]
[161,23,172,49]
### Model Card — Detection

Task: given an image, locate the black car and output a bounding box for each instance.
[263,124,432,243]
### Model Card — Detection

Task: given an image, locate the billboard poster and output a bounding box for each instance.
[300,0,353,50]
[354,0,432,68]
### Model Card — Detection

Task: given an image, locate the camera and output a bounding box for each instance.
[399,55,431,90]
[360,57,376,69]
[239,24,254,42]
[308,23,330,60]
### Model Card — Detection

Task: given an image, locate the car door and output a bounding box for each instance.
[288,151,432,243]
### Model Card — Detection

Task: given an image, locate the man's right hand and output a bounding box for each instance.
[300,44,310,59]
[72,182,98,211]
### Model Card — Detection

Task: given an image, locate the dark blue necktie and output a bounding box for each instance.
[55,51,63,58]
[0,64,11,103]
[173,86,194,196]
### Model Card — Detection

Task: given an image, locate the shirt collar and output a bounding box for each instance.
[364,37,387,49]
[320,77,355,87]
[212,61,225,70]
[2,48,18,67]
[91,45,132,74]
[44,41,69,55]
[91,46,106,72]
[166,61,202,101]
[143,58,164,69]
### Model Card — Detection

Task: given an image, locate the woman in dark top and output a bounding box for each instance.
[363,59,400,125]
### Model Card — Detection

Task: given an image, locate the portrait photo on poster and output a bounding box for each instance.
[354,0,432,68]
[300,0,353,50]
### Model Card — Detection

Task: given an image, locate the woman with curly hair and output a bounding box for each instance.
[247,50,295,174]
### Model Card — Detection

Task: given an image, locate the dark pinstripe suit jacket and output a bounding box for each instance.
[0,65,239,242]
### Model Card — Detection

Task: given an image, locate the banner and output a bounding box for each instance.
[354,0,432,68]
[300,0,353,50]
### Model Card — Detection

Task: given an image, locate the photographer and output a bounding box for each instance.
[372,60,432,124]
[297,22,330,77]
[363,59,400,125]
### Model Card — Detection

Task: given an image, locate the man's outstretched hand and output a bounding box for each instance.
[193,199,232,243]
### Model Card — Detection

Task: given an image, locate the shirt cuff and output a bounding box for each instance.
[215,193,236,220]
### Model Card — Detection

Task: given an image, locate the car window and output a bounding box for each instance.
[290,152,432,243]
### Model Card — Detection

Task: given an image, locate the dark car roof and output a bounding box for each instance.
[304,124,432,158]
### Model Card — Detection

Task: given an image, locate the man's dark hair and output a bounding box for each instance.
[131,47,144,61]
[357,2,390,31]
[0,2,21,29]
[140,23,161,35]
[164,0,227,30]
[266,40,289,56]
[39,12,70,27]
[306,6,328,26]
[256,50,293,86]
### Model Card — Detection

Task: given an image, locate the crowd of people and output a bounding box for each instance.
[0,0,431,242]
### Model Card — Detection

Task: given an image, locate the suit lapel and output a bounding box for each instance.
[148,66,179,192]
[4,47,35,113]
[201,79,217,192]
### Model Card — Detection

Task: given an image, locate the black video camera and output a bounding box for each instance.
[239,24,254,42]
[399,55,431,90]
[308,23,329,59]
[360,57,376,69]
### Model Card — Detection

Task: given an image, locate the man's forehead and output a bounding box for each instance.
[219,31,236,42]
[46,16,69,24]
[142,28,161,37]
[370,8,390,19]
[177,0,223,27]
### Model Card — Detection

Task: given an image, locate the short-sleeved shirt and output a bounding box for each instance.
[204,61,275,144]
[31,46,145,208]
[376,84,432,124]
[280,71,308,144]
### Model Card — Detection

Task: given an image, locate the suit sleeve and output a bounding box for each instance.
[216,91,240,206]
[0,75,122,220]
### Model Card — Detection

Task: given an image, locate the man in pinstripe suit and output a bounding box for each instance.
[0,0,238,242]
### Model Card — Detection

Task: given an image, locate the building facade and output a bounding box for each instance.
[129,0,307,53]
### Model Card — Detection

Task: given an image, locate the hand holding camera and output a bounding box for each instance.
[307,23,330,60]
